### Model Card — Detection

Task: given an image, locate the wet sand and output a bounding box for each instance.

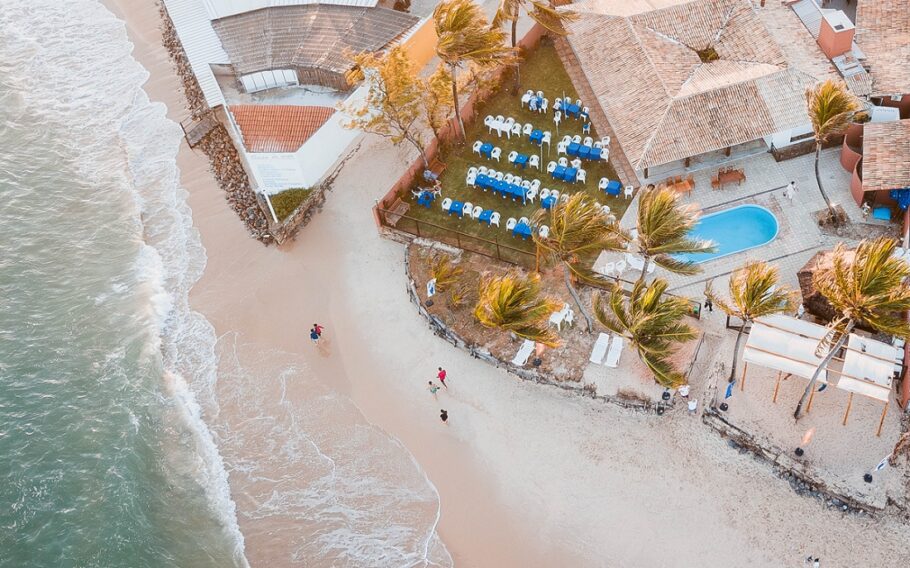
[108,1,910,566]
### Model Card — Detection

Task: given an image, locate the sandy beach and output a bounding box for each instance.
[108,1,910,566]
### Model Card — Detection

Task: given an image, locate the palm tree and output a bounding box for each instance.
[532,193,624,333]
[794,237,910,419]
[434,0,516,140]
[616,186,714,285]
[592,278,697,388]
[705,261,797,383]
[805,79,860,222]
[492,0,577,90]
[474,271,561,347]
[427,253,463,293]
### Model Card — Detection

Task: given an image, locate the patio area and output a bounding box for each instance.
[399,40,625,253]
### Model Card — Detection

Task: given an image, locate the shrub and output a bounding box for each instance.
[270,188,313,221]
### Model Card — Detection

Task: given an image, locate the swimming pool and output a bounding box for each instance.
[675,204,779,264]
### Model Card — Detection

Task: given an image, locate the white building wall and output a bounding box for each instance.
[202,0,377,19]
[767,123,815,149]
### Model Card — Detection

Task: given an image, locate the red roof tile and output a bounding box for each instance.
[230,105,335,153]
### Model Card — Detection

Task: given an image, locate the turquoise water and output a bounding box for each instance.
[0,2,244,566]
[676,204,779,264]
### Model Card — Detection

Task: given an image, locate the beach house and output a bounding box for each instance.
[557,0,838,184]
[162,0,424,218]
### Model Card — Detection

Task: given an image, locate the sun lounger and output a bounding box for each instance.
[604,335,624,368]
[512,339,535,366]
[589,333,611,364]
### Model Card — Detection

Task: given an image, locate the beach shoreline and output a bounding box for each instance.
[105,1,910,567]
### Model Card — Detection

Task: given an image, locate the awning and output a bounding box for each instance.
[837,335,898,403]
[742,314,830,382]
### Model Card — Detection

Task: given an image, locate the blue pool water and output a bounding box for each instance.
[676,204,779,264]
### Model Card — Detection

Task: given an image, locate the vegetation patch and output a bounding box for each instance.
[270,188,313,221]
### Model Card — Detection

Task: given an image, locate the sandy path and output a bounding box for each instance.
[107,1,910,566]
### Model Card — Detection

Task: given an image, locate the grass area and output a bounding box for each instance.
[398,39,627,254]
[270,187,313,221]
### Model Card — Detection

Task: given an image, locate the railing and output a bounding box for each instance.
[377,208,536,267]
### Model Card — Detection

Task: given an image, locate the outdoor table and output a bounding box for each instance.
[578,145,591,159]
[478,209,493,225]
[605,180,621,196]
[567,142,580,156]
[552,165,567,180]
[417,191,435,208]
[513,222,533,240]
[590,147,602,161]
[480,142,493,158]
[476,174,491,189]
[529,129,543,144]
[565,104,580,118]
[449,200,464,217]
[514,153,529,169]
[509,184,526,204]
[541,196,557,209]
[562,167,578,183]
[492,180,507,196]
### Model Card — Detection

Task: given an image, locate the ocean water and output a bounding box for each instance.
[0,2,451,566]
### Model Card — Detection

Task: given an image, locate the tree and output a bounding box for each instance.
[805,79,860,223]
[474,271,561,347]
[615,186,714,285]
[421,65,454,143]
[705,261,797,383]
[427,253,463,293]
[434,0,516,140]
[593,278,697,388]
[492,0,577,91]
[532,193,624,333]
[794,237,910,419]
[344,46,429,166]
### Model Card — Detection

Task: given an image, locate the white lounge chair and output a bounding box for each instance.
[604,335,624,368]
[589,333,611,364]
[512,339,535,366]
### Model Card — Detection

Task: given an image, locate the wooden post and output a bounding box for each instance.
[876,402,889,437]
[739,362,748,391]
[684,157,691,168]
[807,386,817,414]
[772,371,782,403]
[725,146,732,157]
[843,392,853,426]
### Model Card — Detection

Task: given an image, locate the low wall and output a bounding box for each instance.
[771,135,842,162]
[840,123,864,173]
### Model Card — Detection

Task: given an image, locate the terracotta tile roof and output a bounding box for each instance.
[861,119,910,193]
[212,5,419,80]
[562,0,837,170]
[855,0,910,96]
[230,105,335,153]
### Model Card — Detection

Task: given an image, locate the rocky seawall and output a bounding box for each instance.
[158,3,272,244]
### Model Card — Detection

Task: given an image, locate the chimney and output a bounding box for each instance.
[817,10,855,59]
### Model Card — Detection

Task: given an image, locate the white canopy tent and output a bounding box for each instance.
[839,335,899,435]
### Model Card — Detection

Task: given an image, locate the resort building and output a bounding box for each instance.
[163,0,425,218]
[847,119,910,222]
[558,0,839,184]
[853,0,910,114]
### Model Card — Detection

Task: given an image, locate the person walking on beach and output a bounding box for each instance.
[704,296,713,313]
[440,409,448,424]
[437,367,447,388]
[309,327,320,345]
[313,323,324,337]
[428,381,440,398]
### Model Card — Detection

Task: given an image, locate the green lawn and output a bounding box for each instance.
[399,39,626,256]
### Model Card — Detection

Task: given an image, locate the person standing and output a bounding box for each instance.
[313,323,324,337]
[427,381,440,398]
[437,367,447,389]
[784,180,797,201]
[704,296,713,313]
[309,327,320,345]
[439,409,448,424]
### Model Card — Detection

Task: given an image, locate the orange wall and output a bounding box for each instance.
[401,17,438,71]
[818,18,853,58]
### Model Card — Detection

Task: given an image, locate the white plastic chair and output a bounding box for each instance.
[553,111,561,128]
[473,140,483,155]
[601,135,611,147]
[523,123,533,136]
[550,189,560,201]
[511,122,522,138]
[506,217,517,231]
[583,136,594,147]
[572,134,582,144]
[526,187,538,203]
[560,192,571,202]
[598,177,608,191]
[478,166,489,176]
[504,173,515,184]
[494,171,504,180]
[561,135,572,145]
[462,202,473,218]
[558,157,568,167]
[601,148,610,162]
[441,198,453,211]
[593,141,603,149]
[571,158,582,169]
[484,116,495,133]
[541,131,551,149]
[557,141,568,156]
[467,166,478,177]
[539,98,548,113]
[466,173,476,186]
[582,106,590,119]
[513,176,523,186]
[529,179,541,192]
[601,204,611,215]
[547,161,557,174]
[490,212,501,227]
[518,216,529,225]
[537,90,544,99]
[575,98,582,108]
[496,114,505,123]
[521,180,531,190]
[540,188,551,200]
[529,155,540,170]
[539,225,550,238]
[554,97,562,109]
[471,205,483,219]
[577,170,587,184]
[491,147,502,162]
[508,150,518,164]
[624,185,634,199]
[520,92,531,108]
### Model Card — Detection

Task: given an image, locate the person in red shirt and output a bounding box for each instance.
[437,367,447,388]
[313,323,324,337]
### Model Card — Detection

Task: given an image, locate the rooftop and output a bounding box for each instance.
[230,105,336,153]
[861,119,910,193]
[855,0,910,97]
[211,4,419,83]
[562,0,836,170]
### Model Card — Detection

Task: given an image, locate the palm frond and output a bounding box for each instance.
[434,0,517,68]
[805,79,861,144]
[474,271,561,346]
[427,253,464,293]
[710,261,797,322]
[634,186,715,276]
